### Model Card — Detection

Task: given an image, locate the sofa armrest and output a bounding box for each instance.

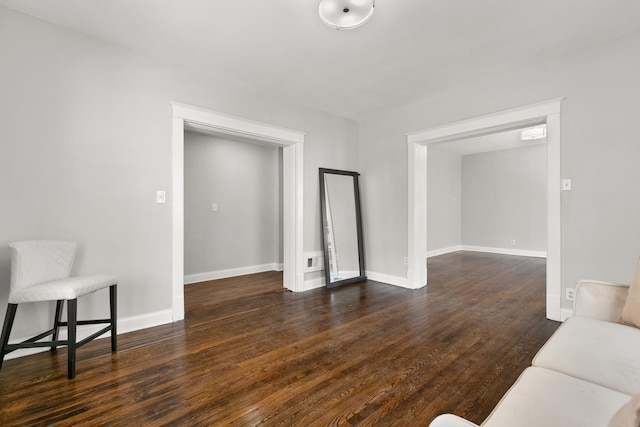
[573,280,629,322]
[429,414,480,427]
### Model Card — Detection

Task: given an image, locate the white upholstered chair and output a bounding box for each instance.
[0,240,118,379]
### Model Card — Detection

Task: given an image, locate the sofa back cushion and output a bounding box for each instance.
[621,259,640,329]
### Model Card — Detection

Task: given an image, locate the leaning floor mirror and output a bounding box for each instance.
[319,168,366,288]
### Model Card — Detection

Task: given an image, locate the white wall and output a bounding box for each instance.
[184,132,281,277]
[0,7,358,341]
[359,32,640,308]
[427,147,461,251]
[462,145,547,252]
[4,4,640,342]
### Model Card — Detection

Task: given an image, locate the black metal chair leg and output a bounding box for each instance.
[51,300,64,352]
[0,304,18,371]
[109,285,117,352]
[67,299,77,379]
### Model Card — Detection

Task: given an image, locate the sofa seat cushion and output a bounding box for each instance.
[533,316,640,395]
[483,367,630,427]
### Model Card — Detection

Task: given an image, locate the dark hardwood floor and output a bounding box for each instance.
[0,252,559,426]
[185,270,286,308]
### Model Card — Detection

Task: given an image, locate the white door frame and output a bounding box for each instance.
[406,98,564,321]
[171,102,306,321]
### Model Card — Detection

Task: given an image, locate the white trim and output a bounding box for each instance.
[184,264,283,285]
[172,102,305,145]
[461,246,547,258]
[3,309,173,361]
[560,308,573,322]
[171,103,306,321]
[426,245,463,258]
[366,271,408,288]
[119,309,174,333]
[282,142,305,292]
[407,99,562,144]
[303,276,326,291]
[545,112,562,321]
[407,143,428,289]
[172,115,186,321]
[406,98,564,321]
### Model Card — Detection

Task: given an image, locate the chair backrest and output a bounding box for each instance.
[9,240,77,293]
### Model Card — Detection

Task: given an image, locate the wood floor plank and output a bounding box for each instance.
[0,253,559,426]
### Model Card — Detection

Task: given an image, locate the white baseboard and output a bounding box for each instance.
[119,309,174,334]
[426,245,546,258]
[3,308,173,361]
[366,271,408,288]
[560,308,573,322]
[461,245,547,258]
[303,276,325,291]
[184,263,283,285]
[427,245,463,258]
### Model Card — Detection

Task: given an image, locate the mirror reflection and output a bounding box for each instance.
[319,168,366,288]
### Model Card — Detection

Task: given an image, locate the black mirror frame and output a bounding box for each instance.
[319,168,366,288]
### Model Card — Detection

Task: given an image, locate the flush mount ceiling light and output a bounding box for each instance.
[520,125,547,141]
[319,0,375,30]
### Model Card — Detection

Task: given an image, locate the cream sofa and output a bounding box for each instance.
[429,279,640,427]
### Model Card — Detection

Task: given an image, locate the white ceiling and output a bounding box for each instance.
[2,0,640,119]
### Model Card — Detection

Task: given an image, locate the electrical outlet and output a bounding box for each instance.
[566,288,575,301]
[510,239,516,246]
[403,257,409,265]
[303,253,324,273]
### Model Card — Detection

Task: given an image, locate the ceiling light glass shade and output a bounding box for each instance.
[319,0,375,30]
[520,125,547,141]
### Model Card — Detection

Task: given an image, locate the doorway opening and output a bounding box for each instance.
[427,125,548,257]
[183,130,283,288]
[407,98,563,320]
[171,103,305,322]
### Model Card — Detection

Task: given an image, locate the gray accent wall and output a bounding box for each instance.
[360,32,640,310]
[3,4,640,339]
[427,147,461,251]
[184,132,281,275]
[0,7,358,340]
[461,145,547,251]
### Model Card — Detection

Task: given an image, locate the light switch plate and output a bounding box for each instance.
[561,179,572,191]
[156,190,166,204]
